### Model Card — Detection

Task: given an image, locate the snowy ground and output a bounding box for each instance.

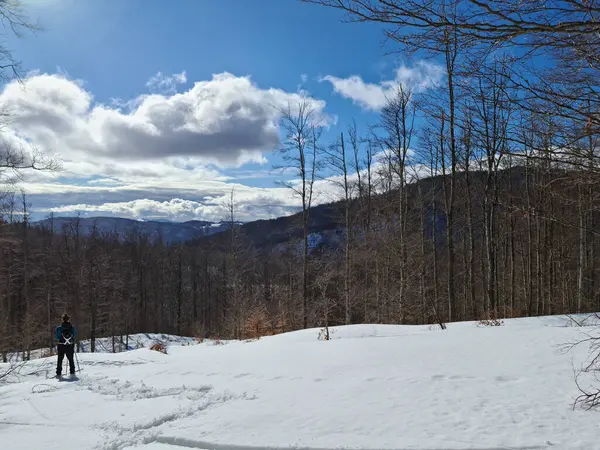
[1,314,600,450]
[2,333,200,362]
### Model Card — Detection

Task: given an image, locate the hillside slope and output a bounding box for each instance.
[31,216,238,244]
[1,314,598,450]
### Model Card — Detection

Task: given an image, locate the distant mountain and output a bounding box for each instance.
[32,216,241,244]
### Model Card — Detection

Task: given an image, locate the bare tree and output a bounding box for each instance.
[221,187,246,338]
[375,83,417,321]
[466,59,513,314]
[559,318,600,410]
[0,359,26,385]
[323,130,353,324]
[301,1,600,55]
[274,97,323,328]
[304,0,600,168]
[0,3,54,188]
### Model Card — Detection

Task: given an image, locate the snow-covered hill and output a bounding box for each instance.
[1,315,599,450]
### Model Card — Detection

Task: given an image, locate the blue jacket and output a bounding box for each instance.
[56,323,76,344]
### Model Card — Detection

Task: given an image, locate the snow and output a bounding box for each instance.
[1,315,600,450]
[2,333,199,362]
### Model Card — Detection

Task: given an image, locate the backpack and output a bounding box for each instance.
[61,323,74,344]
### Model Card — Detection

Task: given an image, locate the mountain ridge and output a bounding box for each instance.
[32,215,243,244]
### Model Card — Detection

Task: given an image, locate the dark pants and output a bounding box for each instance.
[57,344,75,375]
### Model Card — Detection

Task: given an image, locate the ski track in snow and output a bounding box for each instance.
[96,387,246,450]
[2,315,600,450]
[76,374,213,401]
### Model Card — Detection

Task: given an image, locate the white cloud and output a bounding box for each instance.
[145,71,187,95]
[0,71,331,167]
[321,61,444,111]
[86,178,126,186]
[40,185,303,223]
[0,70,336,221]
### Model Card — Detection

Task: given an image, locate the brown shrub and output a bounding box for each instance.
[477,311,505,327]
[150,343,167,354]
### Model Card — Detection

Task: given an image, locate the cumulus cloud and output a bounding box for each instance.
[39,186,302,223]
[145,71,187,95]
[0,71,331,166]
[48,198,233,222]
[0,70,338,222]
[321,61,444,111]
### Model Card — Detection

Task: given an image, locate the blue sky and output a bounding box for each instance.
[2,0,444,222]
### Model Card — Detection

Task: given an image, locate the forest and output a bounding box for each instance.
[1,0,599,359]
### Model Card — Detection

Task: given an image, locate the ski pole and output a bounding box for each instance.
[74,345,81,373]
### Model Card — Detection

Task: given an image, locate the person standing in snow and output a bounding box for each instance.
[56,313,76,377]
